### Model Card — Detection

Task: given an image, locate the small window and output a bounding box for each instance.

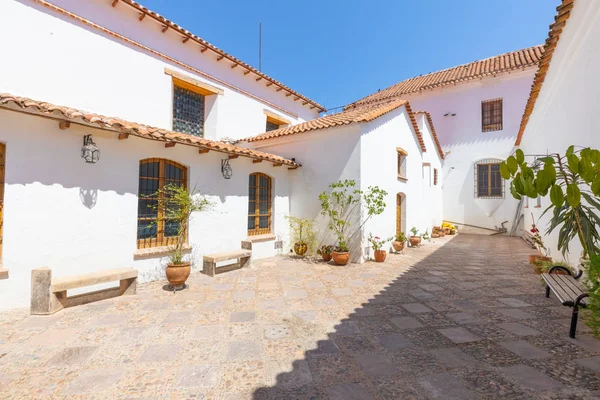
[482,98,503,132]
[434,168,438,185]
[248,173,272,236]
[475,160,503,198]
[137,158,188,248]
[397,148,407,179]
[536,195,542,208]
[173,85,205,137]
[266,120,281,132]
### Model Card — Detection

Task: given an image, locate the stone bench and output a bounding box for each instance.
[31,267,138,315]
[203,250,251,277]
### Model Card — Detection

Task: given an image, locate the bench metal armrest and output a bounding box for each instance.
[548,265,572,276]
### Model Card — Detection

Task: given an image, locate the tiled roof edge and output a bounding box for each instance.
[415,111,445,160]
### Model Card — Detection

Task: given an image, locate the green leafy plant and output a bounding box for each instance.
[319,180,387,252]
[286,216,317,254]
[368,233,393,251]
[500,147,600,257]
[395,232,407,243]
[317,245,333,256]
[410,227,419,237]
[586,254,600,337]
[422,229,430,241]
[150,184,213,265]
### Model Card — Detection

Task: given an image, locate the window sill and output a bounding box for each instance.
[0,268,8,280]
[534,206,542,208]
[397,175,408,182]
[476,197,504,200]
[245,234,276,243]
[133,244,192,260]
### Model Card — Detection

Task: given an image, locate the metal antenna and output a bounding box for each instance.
[259,22,262,71]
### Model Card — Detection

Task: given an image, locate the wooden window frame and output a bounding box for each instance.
[248,173,272,236]
[264,110,290,132]
[482,98,503,132]
[172,83,206,137]
[475,161,504,199]
[397,148,408,180]
[137,158,188,249]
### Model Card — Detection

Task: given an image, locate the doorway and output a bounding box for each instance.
[0,143,5,261]
[396,193,406,236]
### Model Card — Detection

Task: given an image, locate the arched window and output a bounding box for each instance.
[248,173,272,236]
[137,158,187,248]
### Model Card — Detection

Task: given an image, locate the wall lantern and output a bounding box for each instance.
[81,134,100,164]
[221,158,232,179]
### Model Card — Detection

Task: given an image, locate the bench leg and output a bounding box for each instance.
[120,277,137,295]
[570,294,590,339]
[545,284,551,298]
[203,260,216,277]
[240,256,251,269]
[31,268,65,315]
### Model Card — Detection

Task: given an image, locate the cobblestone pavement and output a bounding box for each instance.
[1,235,600,399]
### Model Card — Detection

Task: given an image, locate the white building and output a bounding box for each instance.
[346,46,542,234]
[0,0,444,310]
[516,0,599,263]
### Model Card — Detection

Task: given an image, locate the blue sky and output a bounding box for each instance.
[142,0,557,111]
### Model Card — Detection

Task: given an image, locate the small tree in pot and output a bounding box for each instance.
[151,184,213,290]
[286,216,316,256]
[393,232,407,252]
[319,180,387,265]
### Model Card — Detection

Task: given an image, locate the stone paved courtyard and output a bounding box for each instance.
[1,234,600,399]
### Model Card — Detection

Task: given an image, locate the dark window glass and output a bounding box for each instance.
[482,99,503,132]
[266,120,280,132]
[476,162,503,198]
[173,86,205,137]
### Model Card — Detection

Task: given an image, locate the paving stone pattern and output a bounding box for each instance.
[1,235,600,399]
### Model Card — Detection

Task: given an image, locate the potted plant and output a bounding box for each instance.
[409,227,421,247]
[422,229,430,241]
[442,221,456,235]
[287,216,316,257]
[368,233,393,262]
[527,223,552,272]
[392,232,407,252]
[431,228,440,239]
[500,147,600,334]
[152,184,212,289]
[317,245,334,262]
[319,180,387,266]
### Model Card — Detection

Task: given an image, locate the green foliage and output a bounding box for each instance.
[318,180,387,252]
[286,216,317,254]
[586,254,600,337]
[368,233,393,251]
[410,227,419,237]
[317,245,333,256]
[150,184,213,265]
[422,229,430,241]
[395,232,407,243]
[500,147,600,258]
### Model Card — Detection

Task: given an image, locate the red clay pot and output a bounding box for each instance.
[332,251,350,266]
[409,236,422,247]
[392,241,405,252]
[166,261,191,287]
[322,253,332,262]
[374,250,387,262]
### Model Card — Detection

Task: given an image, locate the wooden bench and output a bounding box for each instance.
[203,250,251,277]
[541,266,589,338]
[31,267,137,315]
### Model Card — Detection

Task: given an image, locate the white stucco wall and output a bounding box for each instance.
[404,70,536,232]
[518,0,600,263]
[0,110,292,310]
[360,109,443,258]
[0,0,319,141]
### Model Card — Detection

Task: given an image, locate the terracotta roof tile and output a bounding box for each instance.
[0,93,300,167]
[245,99,428,153]
[113,0,324,112]
[515,0,574,145]
[415,111,445,160]
[346,45,545,109]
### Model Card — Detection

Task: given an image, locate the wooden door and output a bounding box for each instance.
[396,193,402,236]
[0,143,5,260]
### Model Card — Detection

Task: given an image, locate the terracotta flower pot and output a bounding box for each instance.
[443,228,450,235]
[374,250,387,262]
[392,241,405,252]
[322,253,332,262]
[409,236,421,247]
[431,233,440,238]
[433,226,441,231]
[294,243,308,256]
[166,261,191,288]
[528,254,552,265]
[332,251,350,266]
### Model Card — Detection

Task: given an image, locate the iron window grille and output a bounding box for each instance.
[474,159,504,199]
[266,120,280,132]
[248,173,272,236]
[173,85,205,137]
[482,98,503,132]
